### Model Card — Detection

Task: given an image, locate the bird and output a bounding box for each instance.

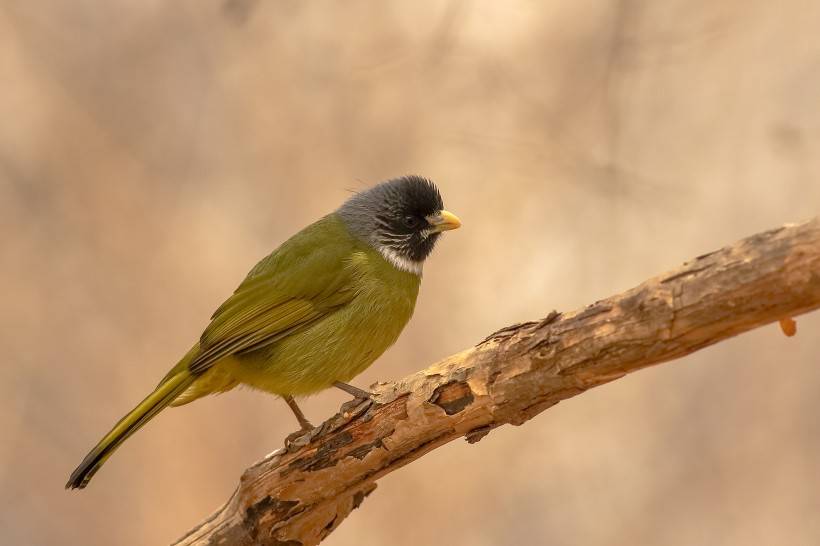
[66,175,461,490]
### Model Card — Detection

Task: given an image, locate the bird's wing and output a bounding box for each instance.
[188,217,360,375]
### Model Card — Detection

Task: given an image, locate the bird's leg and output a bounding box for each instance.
[283,395,314,430]
[333,381,374,400]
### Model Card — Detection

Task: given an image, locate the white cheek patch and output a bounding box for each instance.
[378,246,424,276]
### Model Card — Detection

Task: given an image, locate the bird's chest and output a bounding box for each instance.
[326,259,420,373]
[310,255,420,383]
[343,270,419,357]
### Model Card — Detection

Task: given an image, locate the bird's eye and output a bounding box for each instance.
[403,215,419,229]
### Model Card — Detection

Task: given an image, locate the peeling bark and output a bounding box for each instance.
[174,219,820,546]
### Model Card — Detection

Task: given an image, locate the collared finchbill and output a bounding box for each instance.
[426,210,462,232]
[65,175,456,490]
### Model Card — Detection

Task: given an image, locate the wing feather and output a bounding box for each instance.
[187,215,360,375]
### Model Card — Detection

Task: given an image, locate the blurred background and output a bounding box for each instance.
[2,1,820,545]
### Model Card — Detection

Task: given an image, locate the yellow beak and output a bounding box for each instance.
[426,210,462,232]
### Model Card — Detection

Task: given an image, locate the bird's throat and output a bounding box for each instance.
[378,246,423,276]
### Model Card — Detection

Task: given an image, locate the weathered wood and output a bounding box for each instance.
[175,218,820,546]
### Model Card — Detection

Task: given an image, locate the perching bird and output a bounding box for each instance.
[66,175,460,489]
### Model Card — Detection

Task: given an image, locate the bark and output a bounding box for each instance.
[174,218,820,546]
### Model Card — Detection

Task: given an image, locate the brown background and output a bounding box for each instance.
[2,1,820,545]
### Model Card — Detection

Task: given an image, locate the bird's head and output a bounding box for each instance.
[338,175,461,275]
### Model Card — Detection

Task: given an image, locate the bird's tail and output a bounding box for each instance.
[65,370,195,490]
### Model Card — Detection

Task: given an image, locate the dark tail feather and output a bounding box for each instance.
[65,371,195,490]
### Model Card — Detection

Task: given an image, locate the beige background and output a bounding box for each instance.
[2,1,820,545]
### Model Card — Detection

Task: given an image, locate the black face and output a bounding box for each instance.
[372,176,444,262]
[338,175,446,263]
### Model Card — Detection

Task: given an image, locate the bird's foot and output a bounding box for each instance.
[284,428,314,451]
[283,395,314,429]
[282,384,376,451]
[339,395,374,418]
[333,380,374,400]
[282,395,318,450]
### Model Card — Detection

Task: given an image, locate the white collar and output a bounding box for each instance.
[378,246,423,276]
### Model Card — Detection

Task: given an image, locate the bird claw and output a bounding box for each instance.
[340,395,373,416]
[284,428,314,451]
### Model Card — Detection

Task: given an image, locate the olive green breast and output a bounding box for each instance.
[225,214,421,395]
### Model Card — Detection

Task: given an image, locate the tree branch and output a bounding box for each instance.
[175,219,820,546]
